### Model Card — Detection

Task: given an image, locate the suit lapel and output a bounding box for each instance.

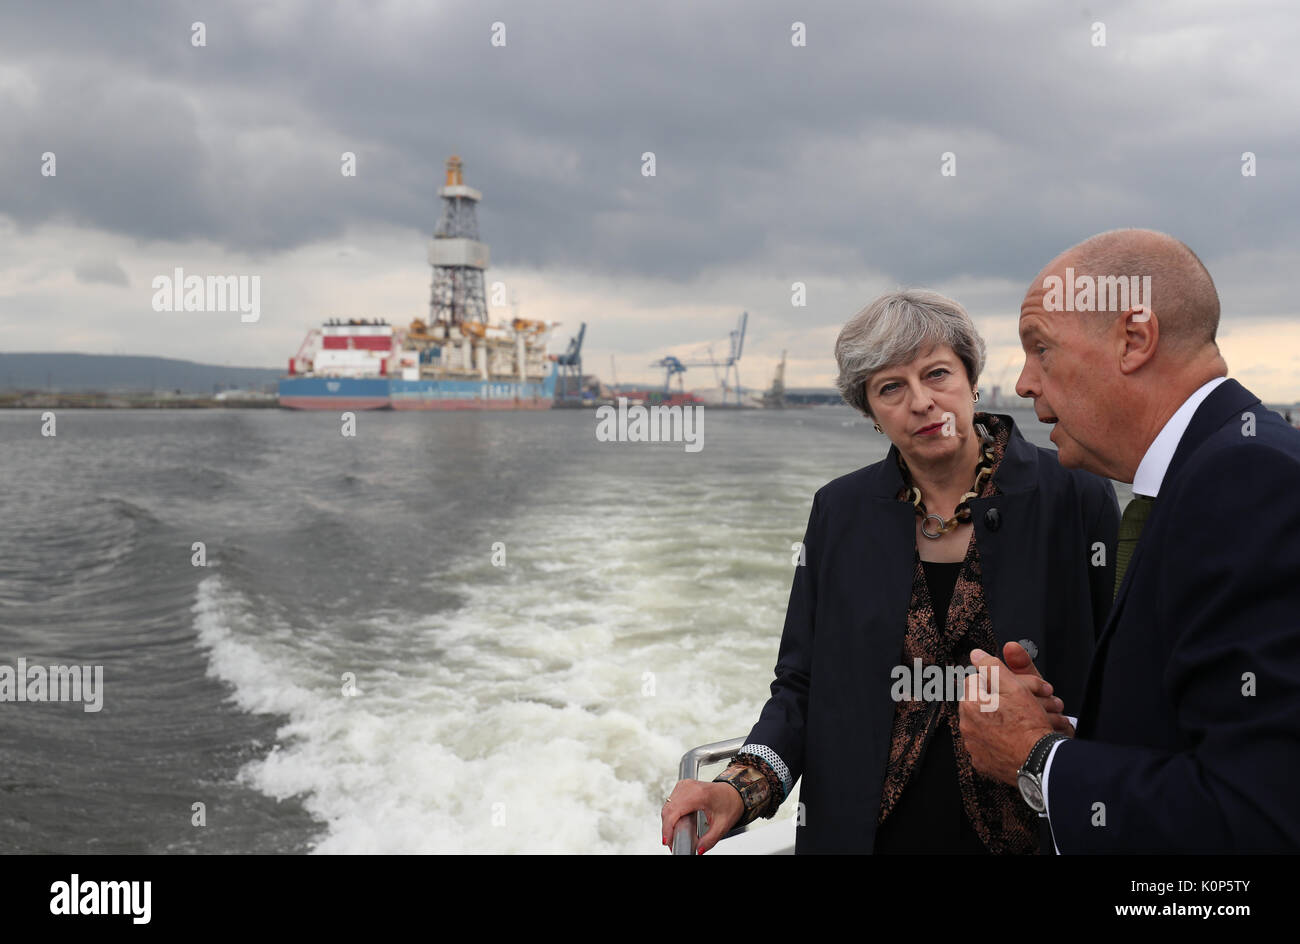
[1075,379,1261,736]
[858,450,928,686]
[1076,555,1137,735]
[967,415,1041,657]
[855,476,929,816]
[968,489,1043,655]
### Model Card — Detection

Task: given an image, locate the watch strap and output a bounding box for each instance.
[1022,731,1067,779]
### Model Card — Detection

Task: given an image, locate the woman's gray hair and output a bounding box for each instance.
[834,289,987,418]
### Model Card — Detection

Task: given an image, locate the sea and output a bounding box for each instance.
[0,404,1134,853]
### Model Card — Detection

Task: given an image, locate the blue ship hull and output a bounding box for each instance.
[279,365,558,411]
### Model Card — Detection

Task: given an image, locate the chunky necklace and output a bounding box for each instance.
[899,422,996,539]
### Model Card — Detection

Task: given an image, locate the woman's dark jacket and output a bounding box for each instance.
[742,414,1119,853]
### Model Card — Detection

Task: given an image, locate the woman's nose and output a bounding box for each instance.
[908,381,934,410]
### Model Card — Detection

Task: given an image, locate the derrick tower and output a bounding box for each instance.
[428,155,489,326]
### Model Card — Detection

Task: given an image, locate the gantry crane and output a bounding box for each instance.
[555,322,586,400]
[651,312,748,405]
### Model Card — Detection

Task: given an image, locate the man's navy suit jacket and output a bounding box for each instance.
[1048,379,1300,852]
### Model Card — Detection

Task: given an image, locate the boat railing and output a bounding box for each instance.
[669,737,799,855]
[670,736,748,855]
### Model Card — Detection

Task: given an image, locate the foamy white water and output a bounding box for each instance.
[190,445,841,853]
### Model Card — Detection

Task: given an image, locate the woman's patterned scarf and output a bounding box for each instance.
[876,413,1039,854]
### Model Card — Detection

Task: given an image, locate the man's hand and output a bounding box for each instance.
[1002,640,1074,736]
[958,648,1054,784]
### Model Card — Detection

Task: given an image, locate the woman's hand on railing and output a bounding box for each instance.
[660,780,744,854]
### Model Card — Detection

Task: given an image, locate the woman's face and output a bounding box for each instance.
[865,343,976,466]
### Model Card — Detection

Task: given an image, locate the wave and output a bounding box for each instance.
[190,543,784,854]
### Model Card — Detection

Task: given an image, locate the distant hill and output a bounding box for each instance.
[0,353,283,394]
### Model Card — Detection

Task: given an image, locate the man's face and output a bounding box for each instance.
[1015,266,1118,475]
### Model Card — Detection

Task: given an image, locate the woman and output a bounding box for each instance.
[660,290,1118,854]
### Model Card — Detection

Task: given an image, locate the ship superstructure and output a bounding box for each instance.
[278,156,558,410]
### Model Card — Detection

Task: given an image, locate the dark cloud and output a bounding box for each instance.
[1,0,1297,298]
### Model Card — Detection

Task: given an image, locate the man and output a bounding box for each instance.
[958,228,1300,852]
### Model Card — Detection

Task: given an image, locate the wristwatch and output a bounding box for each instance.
[1016,732,1068,812]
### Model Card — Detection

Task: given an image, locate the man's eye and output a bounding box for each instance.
[1036,345,1047,356]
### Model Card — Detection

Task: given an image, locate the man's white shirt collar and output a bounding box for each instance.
[1130,377,1228,498]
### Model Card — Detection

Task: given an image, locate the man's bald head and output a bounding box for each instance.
[1017,228,1229,481]
[1048,228,1220,351]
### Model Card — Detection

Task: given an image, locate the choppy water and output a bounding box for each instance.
[0,405,1110,853]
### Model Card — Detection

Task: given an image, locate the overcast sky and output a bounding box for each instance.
[3,0,1298,399]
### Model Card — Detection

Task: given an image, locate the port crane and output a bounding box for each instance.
[554,322,586,399]
[649,312,749,405]
[650,355,687,394]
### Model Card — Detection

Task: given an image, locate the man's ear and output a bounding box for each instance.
[1117,306,1158,375]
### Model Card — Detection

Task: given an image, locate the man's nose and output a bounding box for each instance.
[1015,357,1037,400]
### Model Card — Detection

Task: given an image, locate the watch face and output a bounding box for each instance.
[1017,772,1045,812]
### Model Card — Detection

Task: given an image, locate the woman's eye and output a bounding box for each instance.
[928,368,949,379]
[880,383,899,394]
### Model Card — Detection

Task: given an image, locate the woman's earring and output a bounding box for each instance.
[873,422,883,433]
[972,390,980,402]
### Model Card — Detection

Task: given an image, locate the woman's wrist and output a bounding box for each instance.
[714,760,774,827]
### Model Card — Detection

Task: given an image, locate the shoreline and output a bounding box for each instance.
[0,392,278,409]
